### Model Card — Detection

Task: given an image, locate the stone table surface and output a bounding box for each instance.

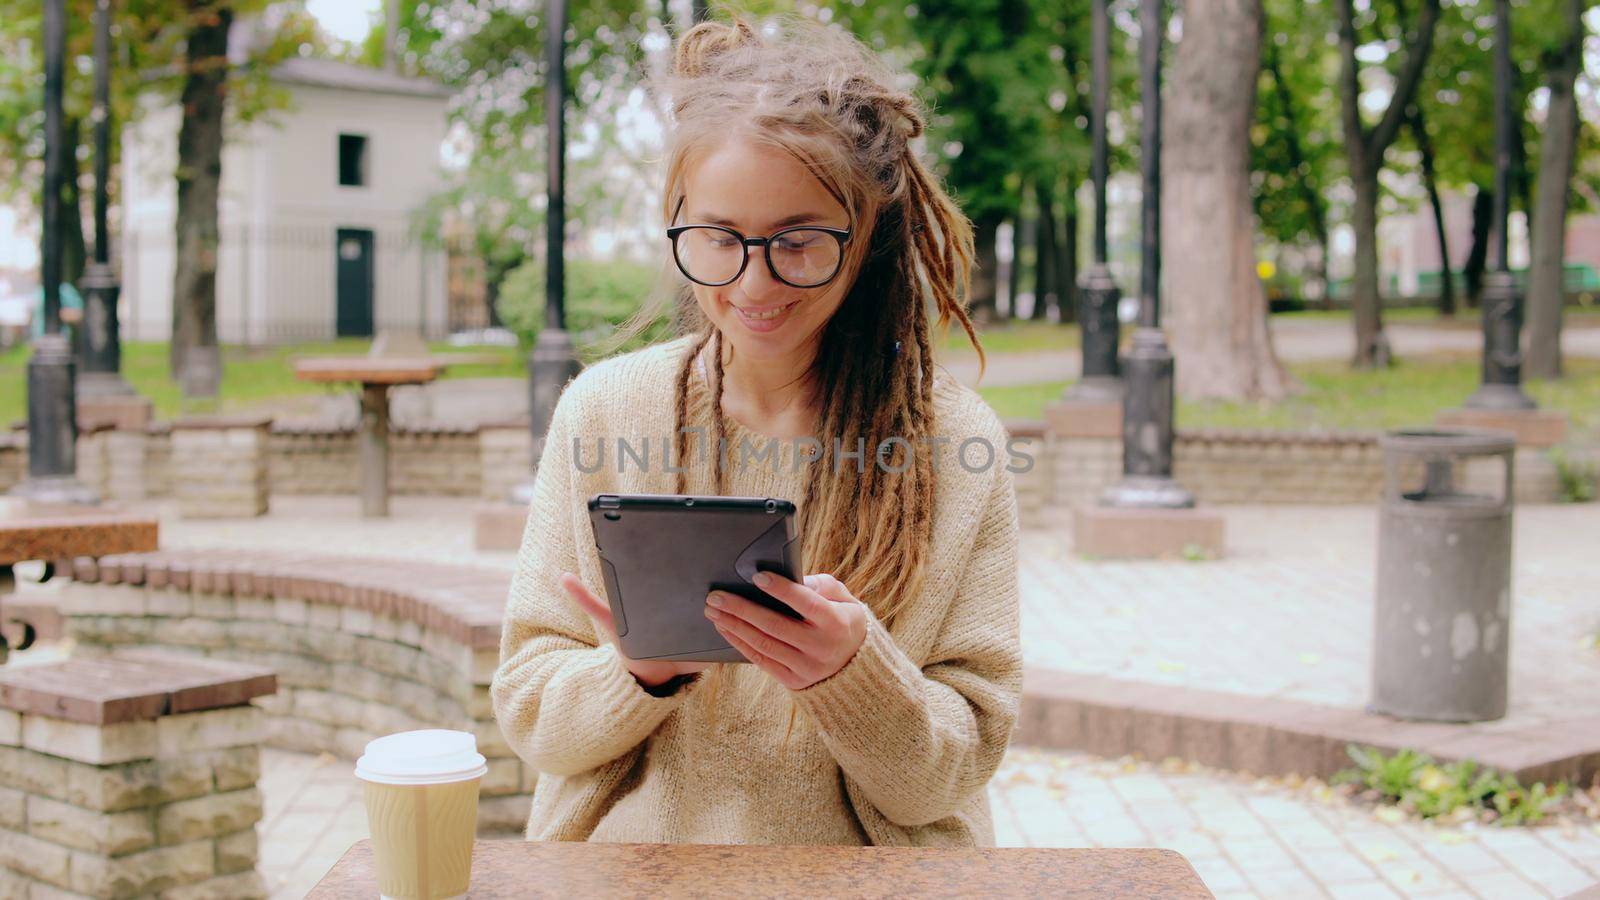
[0,498,159,565]
[0,650,276,724]
[291,356,444,386]
[305,839,1213,898]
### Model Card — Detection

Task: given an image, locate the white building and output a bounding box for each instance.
[120,55,451,344]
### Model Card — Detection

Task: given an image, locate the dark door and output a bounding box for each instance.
[335,228,374,337]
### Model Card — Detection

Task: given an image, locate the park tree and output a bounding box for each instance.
[1524,0,1589,379]
[0,1,320,396]
[391,0,685,329]
[1165,0,1293,401]
[1334,0,1441,368]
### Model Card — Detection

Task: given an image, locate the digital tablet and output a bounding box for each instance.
[586,493,805,663]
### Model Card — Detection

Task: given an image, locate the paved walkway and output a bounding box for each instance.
[1019,504,1599,731]
[156,497,1598,733]
[138,495,1600,897]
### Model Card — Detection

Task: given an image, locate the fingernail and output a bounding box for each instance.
[707,593,725,608]
[753,572,770,587]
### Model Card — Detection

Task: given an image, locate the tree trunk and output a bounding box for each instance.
[969,210,1003,325]
[1348,170,1391,366]
[1335,0,1439,367]
[170,2,232,399]
[1164,0,1292,401]
[1059,175,1079,324]
[1525,0,1584,380]
[1464,185,1492,308]
[1032,179,1057,321]
[1408,108,1454,317]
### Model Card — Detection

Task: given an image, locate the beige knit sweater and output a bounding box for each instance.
[491,333,1024,846]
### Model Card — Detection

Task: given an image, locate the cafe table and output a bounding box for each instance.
[306,839,1214,898]
[0,498,159,660]
[292,356,445,518]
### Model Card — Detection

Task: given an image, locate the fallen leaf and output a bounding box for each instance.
[1156,660,1186,673]
[1436,830,1472,845]
[1362,843,1401,862]
[1298,652,1322,665]
[1375,807,1407,824]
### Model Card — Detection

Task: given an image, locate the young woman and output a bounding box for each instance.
[492,13,1024,847]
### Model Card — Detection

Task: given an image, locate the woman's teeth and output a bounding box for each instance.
[737,301,796,320]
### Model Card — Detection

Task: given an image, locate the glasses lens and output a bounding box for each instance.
[770,229,842,287]
[675,227,745,284]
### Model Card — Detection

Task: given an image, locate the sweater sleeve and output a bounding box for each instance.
[490,383,700,778]
[788,452,1025,828]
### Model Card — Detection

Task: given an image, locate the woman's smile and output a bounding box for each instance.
[731,297,801,331]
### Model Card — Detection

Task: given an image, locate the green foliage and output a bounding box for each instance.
[0,2,327,211]
[1335,745,1568,825]
[1548,446,1598,503]
[1253,0,1342,255]
[494,257,674,363]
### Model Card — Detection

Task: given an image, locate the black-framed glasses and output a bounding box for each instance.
[666,196,852,289]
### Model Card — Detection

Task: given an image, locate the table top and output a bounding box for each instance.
[292,356,444,386]
[0,499,159,566]
[306,839,1213,898]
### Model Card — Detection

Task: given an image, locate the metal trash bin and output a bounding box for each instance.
[1371,428,1516,722]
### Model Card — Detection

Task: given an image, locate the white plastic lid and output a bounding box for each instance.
[354,729,488,786]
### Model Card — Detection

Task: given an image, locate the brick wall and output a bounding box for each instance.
[61,556,529,837]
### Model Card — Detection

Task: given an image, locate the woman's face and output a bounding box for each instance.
[679,136,854,363]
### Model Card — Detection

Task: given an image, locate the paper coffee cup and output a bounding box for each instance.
[355,729,488,900]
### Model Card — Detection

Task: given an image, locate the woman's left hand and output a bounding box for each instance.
[705,572,868,690]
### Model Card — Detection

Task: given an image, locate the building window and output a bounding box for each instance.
[339,134,368,187]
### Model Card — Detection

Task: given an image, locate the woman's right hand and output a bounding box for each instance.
[559,572,713,688]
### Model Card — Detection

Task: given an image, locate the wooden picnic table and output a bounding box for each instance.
[306,839,1214,898]
[292,356,445,518]
[0,498,159,660]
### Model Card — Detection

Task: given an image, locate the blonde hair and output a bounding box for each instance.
[598,11,984,742]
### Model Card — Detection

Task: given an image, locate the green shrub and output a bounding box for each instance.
[495,258,675,361]
[1334,745,1568,825]
[1548,446,1597,503]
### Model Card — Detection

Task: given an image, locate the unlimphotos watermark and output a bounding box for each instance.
[569,429,1037,476]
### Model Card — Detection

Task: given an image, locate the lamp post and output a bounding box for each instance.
[1099,0,1192,510]
[515,0,583,503]
[1065,0,1122,404]
[1464,0,1535,412]
[16,0,95,504]
[78,0,137,406]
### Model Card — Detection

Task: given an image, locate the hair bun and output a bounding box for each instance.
[673,18,761,78]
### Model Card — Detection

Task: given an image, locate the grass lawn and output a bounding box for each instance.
[0,339,524,426]
[977,354,1600,435]
[939,319,1078,356]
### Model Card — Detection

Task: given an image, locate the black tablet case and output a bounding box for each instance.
[587,493,804,662]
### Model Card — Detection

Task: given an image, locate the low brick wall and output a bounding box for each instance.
[0,653,275,899]
[1025,424,1580,508]
[60,551,529,836]
[171,418,272,518]
[5,415,1589,512]
[267,424,482,497]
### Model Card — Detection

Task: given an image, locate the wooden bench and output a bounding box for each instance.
[59,549,527,835]
[0,652,276,898]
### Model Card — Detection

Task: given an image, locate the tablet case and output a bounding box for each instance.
[587,493,805,663]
